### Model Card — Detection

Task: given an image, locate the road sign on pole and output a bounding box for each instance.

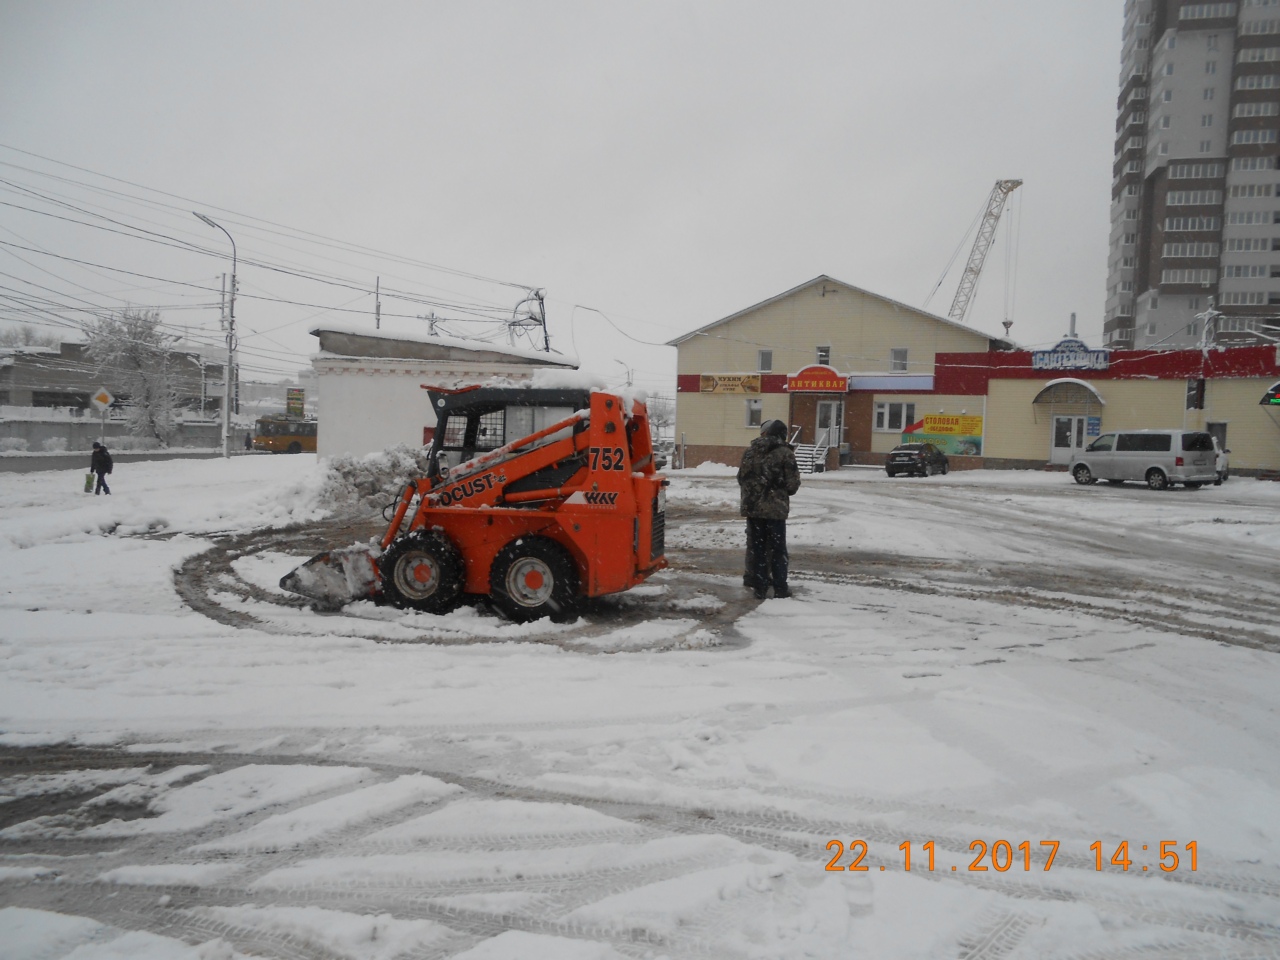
[90,388,114,444]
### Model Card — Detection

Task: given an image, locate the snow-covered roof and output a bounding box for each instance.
[666,275,1011,347]
[310,322,578,368]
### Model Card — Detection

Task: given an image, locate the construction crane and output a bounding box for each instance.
[947,179,1022,325]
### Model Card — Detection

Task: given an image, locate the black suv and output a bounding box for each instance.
[885,443,949,478]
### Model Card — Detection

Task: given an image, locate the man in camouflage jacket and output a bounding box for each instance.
[737,419,801,599]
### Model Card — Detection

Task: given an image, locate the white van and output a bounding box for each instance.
[1068,430,1219,490]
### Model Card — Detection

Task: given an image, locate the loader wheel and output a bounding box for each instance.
[489,536,579,623]
[380,530,463,613]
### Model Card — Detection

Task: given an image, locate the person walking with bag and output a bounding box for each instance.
[90,441,113,495]
[737,419,801,599]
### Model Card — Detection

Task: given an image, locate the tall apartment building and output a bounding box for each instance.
[1107,0,1280,350]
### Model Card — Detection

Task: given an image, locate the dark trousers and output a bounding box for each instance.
[94,471,110,495]
[746,518,788,595]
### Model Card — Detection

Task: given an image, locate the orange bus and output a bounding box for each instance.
[253,416,318,454]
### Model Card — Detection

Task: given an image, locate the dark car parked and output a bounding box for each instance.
[885,442,949,477]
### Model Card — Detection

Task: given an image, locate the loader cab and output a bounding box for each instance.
[424,387,591,480]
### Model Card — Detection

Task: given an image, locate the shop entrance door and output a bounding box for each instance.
[1050,415,1087,464]
[816,401,843,449]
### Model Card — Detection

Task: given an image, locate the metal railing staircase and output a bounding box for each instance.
[791,426,830,474]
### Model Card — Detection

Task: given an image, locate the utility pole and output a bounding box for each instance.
[375,276,381,330]
[194,213,237,458]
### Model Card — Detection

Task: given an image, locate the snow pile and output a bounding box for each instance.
[0,907,247,959]
[193,774,461,852]
[314,444,433,515]
[190,905,451,960]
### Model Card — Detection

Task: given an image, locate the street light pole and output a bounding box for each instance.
[194,213,237,459]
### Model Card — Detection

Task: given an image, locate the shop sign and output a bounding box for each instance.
[699,374,761,394]
[1262,381,1280,405]
[919,414,983,436]
[287,387,306,417]
[1031,337,1110,372]
[1087,416,1102,436]
[786,364,848,392]
[905,415,983,456]
[902,431,983,456]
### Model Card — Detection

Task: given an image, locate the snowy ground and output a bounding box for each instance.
[2,455,1280,959]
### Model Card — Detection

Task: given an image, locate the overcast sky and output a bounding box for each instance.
[0,0,1120,393]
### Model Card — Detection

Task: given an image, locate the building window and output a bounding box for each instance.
[873,402,916,433]
[1223,264,1269,277]
[1127,160,1142,172]
[1205,87,1216,100]
[816,346,830,365]
[1181,2,1238,18]
[1168,35,1178,49]
[1188,297,1202,309]
[1122,256,1137,266]
[1220,290,1268,303]
[1230,128,1280,144]
[1161,115,1172,128]
[890,348,908,372]
[1150,296,1159,309]
[1226,209,1271,223]
[1240,17,1280,33]
[1124,208,1140,219]
[1226,236,1272,250]
[1231,155,1280,169]
[1238,46,1280,63]
[1123,233,1137,245]
[757,349,772,372]
[1208,33,1219,49]
[1165,63,1176,76]
[1159,142,1170,154]
[1166,189,1222,204]
[1200,139,1213,152]
[1230,182,1275,196]
[1207,60,1218,74]
[1125,183,1140,195]
[1164,89,1174,101]
[1160,268,1218,283]
[1170,161,1225,176]
[1202,113,1214,126]
[1233,101,1280,117]
[1236,73,1280,89]
[1187,378,1207,409]
[1164,215,1221,229]
[746,398,763,427]
[1163,241,1220,256]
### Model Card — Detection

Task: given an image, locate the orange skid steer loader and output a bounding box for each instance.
[280,386,668,621]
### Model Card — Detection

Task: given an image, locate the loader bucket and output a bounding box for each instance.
[280,543,381,607]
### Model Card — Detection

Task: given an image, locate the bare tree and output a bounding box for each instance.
[646,393,675,443]
[0,325,62,348]
[87,310,178,447]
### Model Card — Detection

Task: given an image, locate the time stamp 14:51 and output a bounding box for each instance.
[824,840,1199,873]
